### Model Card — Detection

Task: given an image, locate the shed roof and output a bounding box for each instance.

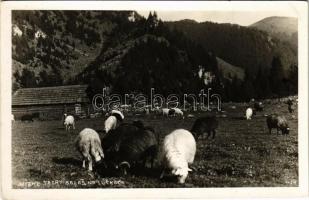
[12,85,90,106]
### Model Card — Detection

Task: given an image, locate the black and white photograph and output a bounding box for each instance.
[1,1,308,199]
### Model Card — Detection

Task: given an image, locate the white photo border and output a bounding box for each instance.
[1,1,308,199]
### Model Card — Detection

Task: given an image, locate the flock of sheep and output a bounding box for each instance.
[62,97,296,184]
[246,100,293,135]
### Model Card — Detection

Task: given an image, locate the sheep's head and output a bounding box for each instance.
[172,167,192,184]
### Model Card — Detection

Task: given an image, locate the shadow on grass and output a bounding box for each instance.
[95,163,162,179]
[52,157,81,166]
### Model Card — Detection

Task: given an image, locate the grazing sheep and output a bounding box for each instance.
[102,123,140,160]
[191,116,218,139]
[104,116,118,133]
[187,114,195,118]
[20,114,33,122]
[75,128,104,171]
[102,121,157,174]
[286,99,295,113]
[168,108,176,116]
[246,108,253,120]
[172,108,184,119]
[145,108,150,115]
[160,129,196,184]
[153,106,161,115]
[230,105,236,109]
[266,114,290,135]
[103,110,124,133]
[162,108,170,117]
[115,123,158,174]
[64,114,75,131]
[21,113,38,122]
[254,102,264,112]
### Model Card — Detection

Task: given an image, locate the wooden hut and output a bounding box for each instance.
[12,85,90,120]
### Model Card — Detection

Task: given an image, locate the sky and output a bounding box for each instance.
[137,11,298,26]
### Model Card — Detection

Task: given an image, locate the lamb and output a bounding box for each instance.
[191,116,219,139]
[266,114,290,135]
[75,128,104,171]
[160,129,196,184]
[245,108,253,120]
[103,110,124,133]
[63,114,75,131]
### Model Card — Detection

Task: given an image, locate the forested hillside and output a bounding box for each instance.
[12,11,298,101]
[250,16,297,51]
[167,20,297,77]
[12,11,138,90]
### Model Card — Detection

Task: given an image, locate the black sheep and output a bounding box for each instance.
[168,108,176,116]
[117,127,158,172]
[101,121,158,174]
[266,114,290,135]
[21,114,34,122]
[101,123,138,155]
[191,116,219,139]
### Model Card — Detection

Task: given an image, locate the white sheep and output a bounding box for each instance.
[104,116,118,133]
[104,110,124,133]
[64,114,75,131]
[162,108,170,117]
[75,128,104,171]
[245,108,253,120]
[173,108,184,119]
[187,114,195,118]
[160,129,196,184]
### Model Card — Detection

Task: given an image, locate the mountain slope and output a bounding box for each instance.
[167,20,297,78]
[12,11,297,101]
[249,16,297,51]
[77,14,219,96]
[250,16,297,36]
[12,10,139,90]
[216,57,245,81]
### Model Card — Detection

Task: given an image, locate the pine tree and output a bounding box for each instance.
[20,69,37,88]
